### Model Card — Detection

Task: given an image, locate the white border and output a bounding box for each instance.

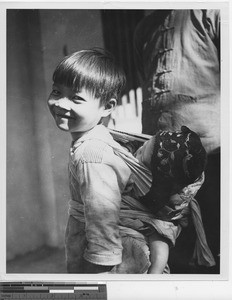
[1,0,231,299]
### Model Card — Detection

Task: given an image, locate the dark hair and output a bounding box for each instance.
[52,48,126,105]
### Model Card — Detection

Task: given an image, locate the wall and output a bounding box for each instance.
[7,9,104,260]
[7,10,47,260]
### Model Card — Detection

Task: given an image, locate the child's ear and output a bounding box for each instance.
[102,98,117,117]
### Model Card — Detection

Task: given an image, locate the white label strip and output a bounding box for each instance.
[50,290,74,293]
[74,286,98,290]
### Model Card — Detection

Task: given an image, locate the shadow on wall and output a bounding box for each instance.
[101,10,145,99]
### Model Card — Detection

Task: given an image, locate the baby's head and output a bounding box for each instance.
[52,48,126,106]
[150,126,207,189]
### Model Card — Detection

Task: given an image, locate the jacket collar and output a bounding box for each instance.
[71,124,122,152]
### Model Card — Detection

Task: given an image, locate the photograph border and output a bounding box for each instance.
[0,0,231,299]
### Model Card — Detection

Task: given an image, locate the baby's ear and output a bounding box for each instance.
[102,98,117,117]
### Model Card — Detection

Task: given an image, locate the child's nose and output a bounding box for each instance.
[55,98,71,111]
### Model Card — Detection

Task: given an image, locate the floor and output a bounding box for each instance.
[6,227,219,275]
[6,245,193,274]
[7,246,66,273]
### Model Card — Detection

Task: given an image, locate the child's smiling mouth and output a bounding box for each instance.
[56,113,74,120]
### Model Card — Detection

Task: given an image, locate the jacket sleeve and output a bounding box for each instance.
[77,144,131,266]
[205,9,220,60]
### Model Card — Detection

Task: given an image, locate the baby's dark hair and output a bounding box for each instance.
[52,48,126,105]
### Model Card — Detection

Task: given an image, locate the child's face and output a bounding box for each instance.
[48,83,109,139]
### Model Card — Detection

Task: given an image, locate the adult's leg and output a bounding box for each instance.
[195,153,220,273]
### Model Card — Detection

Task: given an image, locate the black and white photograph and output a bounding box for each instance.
[0,1,231,299]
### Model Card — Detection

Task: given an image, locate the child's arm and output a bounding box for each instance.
[77,146,131,272]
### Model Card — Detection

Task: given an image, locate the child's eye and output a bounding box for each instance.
[51,89,60,96]
[72,95,85,102]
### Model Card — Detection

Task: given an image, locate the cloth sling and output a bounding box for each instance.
[69,129,216,267]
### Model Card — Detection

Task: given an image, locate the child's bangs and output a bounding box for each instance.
[52,61,82,90]
[52,60,99,97]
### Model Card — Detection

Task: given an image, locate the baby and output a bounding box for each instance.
[137,126,208,273]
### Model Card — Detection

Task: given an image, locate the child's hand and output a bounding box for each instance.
[83,260,114,273]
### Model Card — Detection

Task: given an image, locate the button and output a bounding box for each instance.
[158,48,173,54]
[156,69,172,76]
[153,88,162,93]
[154,88,170,95]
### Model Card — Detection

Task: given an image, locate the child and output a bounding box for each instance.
[47,48,131,273]
[48,48,214,274]
[136,126,214,273]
